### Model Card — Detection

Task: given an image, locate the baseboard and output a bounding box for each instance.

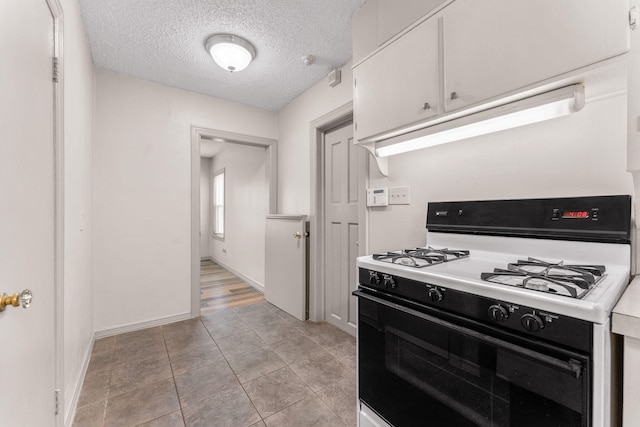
[65,332,95,427]
[94,312,192,339]
[210,258,265,293]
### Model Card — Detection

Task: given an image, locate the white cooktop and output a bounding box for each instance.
[358,232,631,324]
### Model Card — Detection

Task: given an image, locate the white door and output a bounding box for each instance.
[324,123,361,334]
[265,215,307,320]
[0,1,58,425]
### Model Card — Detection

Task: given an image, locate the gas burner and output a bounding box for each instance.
[373,247,469,268]
[481,257,606,299]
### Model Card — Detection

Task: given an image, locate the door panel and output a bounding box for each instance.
[0,1,57,425]
[354,18,439,141]
[265,215,307,320]
[324,123,359,334]
[443,0,629,111]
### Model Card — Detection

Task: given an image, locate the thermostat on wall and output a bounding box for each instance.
[367,187,389,207]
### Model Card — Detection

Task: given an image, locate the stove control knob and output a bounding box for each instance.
[521,313,544,333]
[488,305,509,322]
[427,288,443,302]
[383,276,396,289]
[369,273,380,286]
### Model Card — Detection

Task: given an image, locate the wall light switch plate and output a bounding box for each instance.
[389,186,410,205]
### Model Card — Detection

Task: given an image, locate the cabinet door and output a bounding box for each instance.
[443,0,630,111]
[354,18,439,141]
[377,0,449,45]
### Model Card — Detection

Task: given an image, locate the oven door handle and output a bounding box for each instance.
[353,290,583,378]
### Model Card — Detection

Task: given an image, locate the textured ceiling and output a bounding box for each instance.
[77,0,366,111]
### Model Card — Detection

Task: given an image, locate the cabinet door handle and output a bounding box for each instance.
[450,91,458,101]
[422,102,431,110]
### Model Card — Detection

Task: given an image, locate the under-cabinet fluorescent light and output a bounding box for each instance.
[375,84,585,158]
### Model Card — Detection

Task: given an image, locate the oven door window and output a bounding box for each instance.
[357,292,590,427]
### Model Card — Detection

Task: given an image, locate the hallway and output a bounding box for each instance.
[200,260,264,314]
[72,263,356,426]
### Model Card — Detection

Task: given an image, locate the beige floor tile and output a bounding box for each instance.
[104,378,179,427]
[264,395,348,427]
[168,340,224,375]
[226,347,286,383]
[243,367,313,418]
[239,311,284,328]
[200,308,240,323]
[269,332,324,365]
[139,410,185,427]
[215,330,266,358]
[174,360,240,408]
[114,327,163,349]
[316,376,357,425]
[289,350,351,392]
[251,322,301,345]
[324,340,357,371]
[78,369,111,408]
[85,350,114,377]
[232,301,278,317]
[109,352,173,397]
[92,336,116,354]
[72,400,106,427]
[303,322,355,348]
[182,387,261,427]
[112,335,167,365]
[201,317,250,340]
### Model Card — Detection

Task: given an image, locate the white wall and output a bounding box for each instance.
[200,157,211,258]
[93,70,277,332]
[277,61,355,214]
[367,93,634,253]
[60,0,95,420]
[210,144,269,288]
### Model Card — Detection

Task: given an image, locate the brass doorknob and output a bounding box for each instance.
[293,232,302,239]
[0,289,33,311]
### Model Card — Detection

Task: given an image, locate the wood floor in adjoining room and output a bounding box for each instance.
[200,259,265,314]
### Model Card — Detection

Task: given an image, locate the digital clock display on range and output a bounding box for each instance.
[562,211,590,219]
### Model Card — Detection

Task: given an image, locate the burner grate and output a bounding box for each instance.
[373,247,469,268]
[481,258,605,299]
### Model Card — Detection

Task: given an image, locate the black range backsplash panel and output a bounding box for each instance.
[426,195,631,244]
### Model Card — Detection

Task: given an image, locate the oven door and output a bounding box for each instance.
[354,289,591,427]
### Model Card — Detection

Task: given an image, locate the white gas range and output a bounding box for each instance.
[354,195,631,427]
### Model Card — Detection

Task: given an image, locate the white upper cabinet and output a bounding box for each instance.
[377,0,449,46]
[443,0,630,112]
[352,0,450,64]
[354,18,439,141]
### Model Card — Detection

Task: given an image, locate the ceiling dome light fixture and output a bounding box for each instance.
[205,34,256,72]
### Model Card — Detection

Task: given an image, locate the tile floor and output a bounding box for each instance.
[72,301,357,427]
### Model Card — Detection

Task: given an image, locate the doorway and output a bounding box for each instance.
[309,102,368,335]
[190,127,277,317]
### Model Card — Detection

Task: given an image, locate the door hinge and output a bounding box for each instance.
[52,57,59,83]
[630,6,638,30]
[353,79,356,88]
[54,389,61,415]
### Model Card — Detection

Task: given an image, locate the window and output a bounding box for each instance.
[212,169,225,239]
